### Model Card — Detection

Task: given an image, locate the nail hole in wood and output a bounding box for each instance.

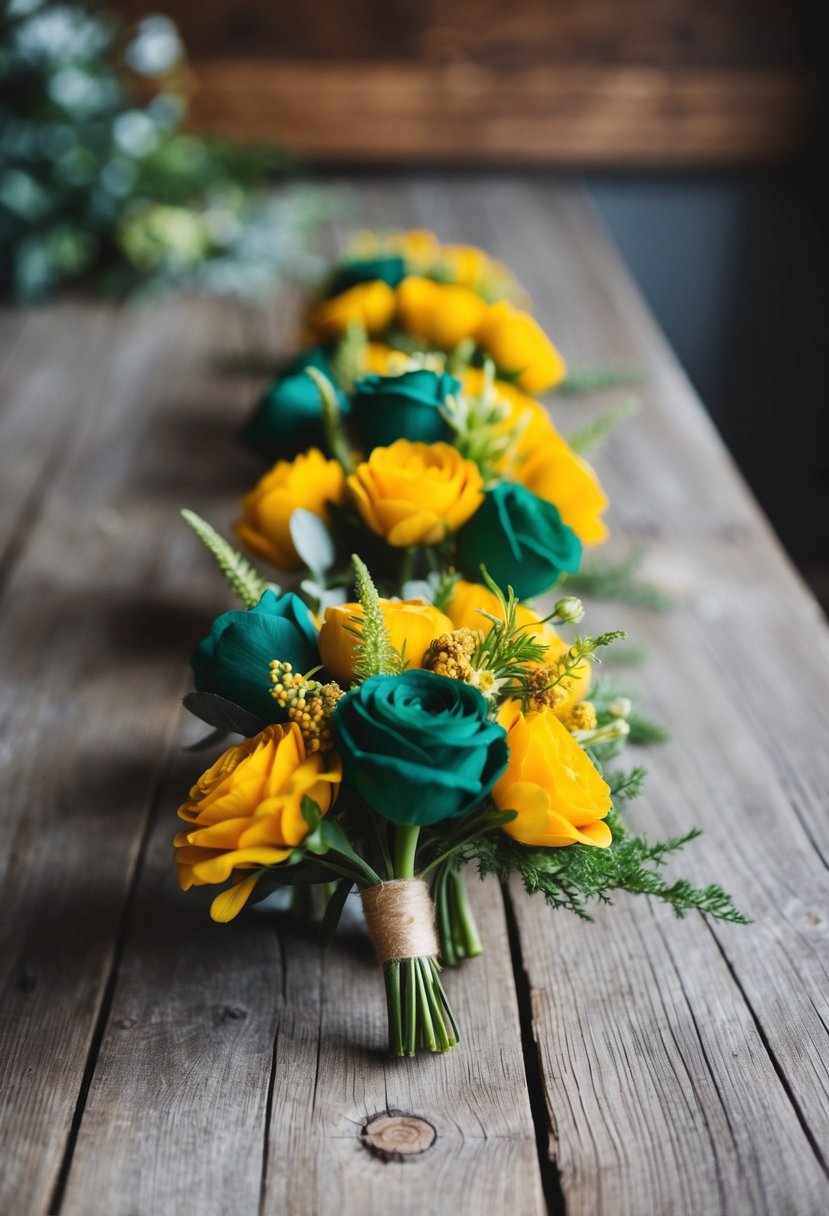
[361,1110,437,1162]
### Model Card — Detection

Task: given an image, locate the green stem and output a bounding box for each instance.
[393,824,420,879]
[448,866,483,958]
[399,545,417,587]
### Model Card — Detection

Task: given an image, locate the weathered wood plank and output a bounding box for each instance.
[458,178,829,1212]
[0,296,267,1215]
[185,62,813,167]
[0,306,114,568]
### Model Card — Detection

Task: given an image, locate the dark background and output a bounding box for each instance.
[122,0,828,595]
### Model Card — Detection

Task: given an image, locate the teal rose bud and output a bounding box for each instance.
[456,481,582,600]
[333,670,507,826]
[326,254,406,296]
[351,368,459,448]
[239,348,349,462]
[191,590,319,722]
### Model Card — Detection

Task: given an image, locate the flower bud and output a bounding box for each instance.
[554,596,584,624]
[608,697,633,720]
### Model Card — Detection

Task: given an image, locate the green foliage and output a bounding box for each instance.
[441,358,516,482]
[564,550,675,611]
[608,766,647,801]
[470,816,749,924]
[330,321,368,393]
[471,571,549,680]
[0,2,328,301]
[350,555,406,679]
[566,397,640,455]
[305,367,355,473]
[557,367,645,396]
[181,509,276,607]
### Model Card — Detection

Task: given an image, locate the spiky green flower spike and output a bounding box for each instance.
[350,554,406,680]
[181,509,278,608]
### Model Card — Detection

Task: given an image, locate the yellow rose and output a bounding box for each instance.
[476,301,566,394]
[174,723,342,921]
[493,700,611,847]
[235,447,345,569]
[396,276,488,350]
[319,598,454,685]
[348,440,484,547]
[305,279,396,340]
[517,435,609,545]
[445,577,543,637]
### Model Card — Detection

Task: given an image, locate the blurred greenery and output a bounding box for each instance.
[0,0,332,302]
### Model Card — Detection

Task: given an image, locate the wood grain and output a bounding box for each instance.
[185,61,814,167]
[453,177,829,1212]
[0,297,266,1215]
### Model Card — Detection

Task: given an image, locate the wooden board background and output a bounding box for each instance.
[119,0,817,165]
[1,176,828,1214]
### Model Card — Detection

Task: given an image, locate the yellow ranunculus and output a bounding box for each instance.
[493,700,611,847]
[517,435,609,545]
[445,578,543,637]
[305,279,396,340]
[476,301,566,394]
[174,723,342,921]
[319,598,454,685]
[348,440,484,547]
[235,447,345,569]
[396,276,488,350]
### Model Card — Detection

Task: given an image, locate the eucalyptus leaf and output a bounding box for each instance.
[401,579,434,601]
[290,508,335,575]
[182,690,267,737]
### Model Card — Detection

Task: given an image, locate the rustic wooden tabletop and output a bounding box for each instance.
[2,177,828,1216]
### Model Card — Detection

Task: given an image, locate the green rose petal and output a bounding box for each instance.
[351,368,459,448]
[333,669,508,826]
[456,481,582,599]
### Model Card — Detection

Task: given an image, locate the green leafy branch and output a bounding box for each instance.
[181,509,277,607]
[471,815,749,924]
[565,397,640,455]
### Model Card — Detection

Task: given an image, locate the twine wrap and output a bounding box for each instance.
[360,879,439,964]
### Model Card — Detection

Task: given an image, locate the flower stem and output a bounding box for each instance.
[393,824,420,879]
[448,866,483,958]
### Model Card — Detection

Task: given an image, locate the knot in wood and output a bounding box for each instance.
[361,1110,437,1162]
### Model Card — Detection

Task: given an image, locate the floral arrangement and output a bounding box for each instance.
[174,229,746,1056]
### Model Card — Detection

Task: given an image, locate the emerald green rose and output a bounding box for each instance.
[351,368,459,448]
[327,254,406,296]
[239,348,349,462]
[191,590,319,722]
[333,670,507,826]
[456,481,582,599]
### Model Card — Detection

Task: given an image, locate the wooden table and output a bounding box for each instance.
[2,177,828,1216]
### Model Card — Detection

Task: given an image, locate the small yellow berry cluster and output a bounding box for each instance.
[563,701,598,732]
[523,665,570,713]
[268,661,344,753]
[423,629,478,682]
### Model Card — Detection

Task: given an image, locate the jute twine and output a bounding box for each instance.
[360,879,439,964]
